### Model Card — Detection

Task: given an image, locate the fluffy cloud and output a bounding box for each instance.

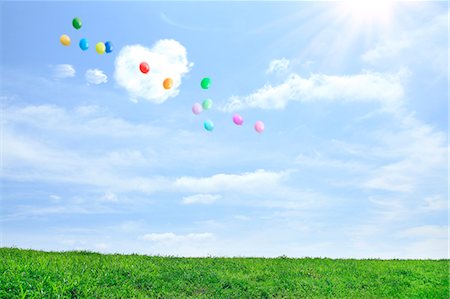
[114,40,193,103]
[181,193,221,205]
[52,64,75,79]
[223,70,406,111]
[266,58,290,74]
[85,68,108,85]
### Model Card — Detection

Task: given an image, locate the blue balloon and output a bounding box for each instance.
[79,38,89,51]
[105,41,113,53]
[204,120,214,132]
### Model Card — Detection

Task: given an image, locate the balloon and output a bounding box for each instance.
[95,42,106,54]
[192,103,202,115]
[204,120,214,132]
[202,98,213,110]
[163,78,173,90]
[72,17,82,30]
[105,41,113,53]
[233,114,244,126]
[201,77,211,89]
[139,62,149,74]
[79,38,89,51]
[60,34,71,46]
[254,121,265,133]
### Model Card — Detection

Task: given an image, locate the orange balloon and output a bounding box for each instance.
[163,78,173,90]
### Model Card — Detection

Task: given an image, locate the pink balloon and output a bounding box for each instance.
[233,114,244,126]
[254,120,264,133]
[192,103,202,115]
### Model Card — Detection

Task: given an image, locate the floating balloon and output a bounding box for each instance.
[72,17,82,30]
[192,103,202,115]
[254,121,264,133]
[163,78,173,90]
[139,62,149,74]
[202,98,213,110]
[201,77,211,89]
[60,34,70,46]
[233,114,244,126]
[105,41,113,53]
[204,120,214,132]
[95,42,106,54]
[79,38,89,51]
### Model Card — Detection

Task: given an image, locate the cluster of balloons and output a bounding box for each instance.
[60,17,113,55]
[59,19,265,134]
[139,61,174,90]
[191,78,214,131]
[191,78,265,133]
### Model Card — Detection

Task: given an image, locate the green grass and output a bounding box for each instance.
[1,248,448,298]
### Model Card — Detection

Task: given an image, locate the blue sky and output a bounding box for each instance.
[1,1,448,258]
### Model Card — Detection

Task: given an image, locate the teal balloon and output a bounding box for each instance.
[201,77,211,89]
[202,98,213,110]
[79,38,89,51]
[204,120,214,132]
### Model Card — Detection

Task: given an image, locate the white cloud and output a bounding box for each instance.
[140,232,213,242]
[223,70,406,111]
[362,13,447,76]
[114,40,193,103]
[266,58,290,74]
[423,196,447,211]
[85,69,108,85]
[51,64,76,79]
[363,114,447,193]
[181,193,221,205]
[4,104,164,138]
[101,191,118,202]
[399,225,448,239]
[174,169,290,194]
[49,195,61,201]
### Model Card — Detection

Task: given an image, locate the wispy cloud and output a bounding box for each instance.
[223,70,406,111]
[363,114,447,193]
[362,13,447,76]
[399,225,448,239]
[266,58,290,74]
[181,194,221,205]
[114,40,193,103]
[140,232,213,242]
[174,169,290,194]
[51,64,75,79]
[85,68,108,85]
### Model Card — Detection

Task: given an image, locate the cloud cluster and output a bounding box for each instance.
[114,40,193,103]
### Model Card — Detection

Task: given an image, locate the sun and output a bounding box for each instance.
[338,0,395,26]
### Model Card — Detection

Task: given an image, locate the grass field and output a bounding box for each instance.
[1,248,448,298]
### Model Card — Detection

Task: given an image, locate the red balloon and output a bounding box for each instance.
[139,62,149,74]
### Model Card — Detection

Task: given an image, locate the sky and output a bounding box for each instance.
[0,1,448,258]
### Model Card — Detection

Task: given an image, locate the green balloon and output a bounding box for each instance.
[202,98,213,110]
[201,77,211,89]
[72,17,82,30]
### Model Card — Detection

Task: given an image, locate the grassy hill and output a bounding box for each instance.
[1,248,448,298]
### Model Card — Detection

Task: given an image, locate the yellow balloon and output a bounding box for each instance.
[95,42,106,54]
[60,34,71,46]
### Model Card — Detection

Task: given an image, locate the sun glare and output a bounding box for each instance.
[339,0,395,26]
